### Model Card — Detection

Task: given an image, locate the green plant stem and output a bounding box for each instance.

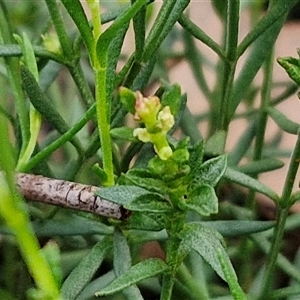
[68,64,95,108]
[219,0,239,131]
[95,68,115,186]
[280,128,300,207]
[19,104,96,173]
[259,129,300,297]
[0,192,61,299]
[259,207,289,298]
[246,49,274,209]
[160,274,175,300]
[87,0,102,43]
[0,2,30,153]
[237,0,299,58]
[177,263,209,300]
[44,0,74,61]
[0,112,60,299]
[179,14,226,60]
[160,210,186,300]
[182,29,212,100]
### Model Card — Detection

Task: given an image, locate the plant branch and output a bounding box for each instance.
[219,0,239,131]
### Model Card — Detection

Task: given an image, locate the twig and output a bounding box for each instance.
[16,173,125,219]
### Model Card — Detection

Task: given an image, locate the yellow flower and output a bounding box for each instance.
[154,145,173,160]
[157,106,175,133]
[133,128,151,143]
[134,92,161,128]
[42,33,61,54]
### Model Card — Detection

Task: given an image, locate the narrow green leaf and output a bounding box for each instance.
[179,14,225,59]
[191,154,227,188]
[107,25,129,99]
[41,241,63,287]
[30,216,113,237]
[110,127,136,141]
[161,83,182,116]
[0,44,22,56]
[185,184,218,216]
[20,66,83,153]
[143,0,190,61]
[96,258,169,296]
[178,223,230,281]
[224,167,279,202]
[113,228,143,300]
[61,237,112,300]
[92,163,108,184]
[211,0,227,20]
[277,56,300,86]
[96,0,147,64]
[227,120,257,166]
[201,220,274,237]
[290,191,300,204]
[114,228,132,276]
[60,0,93,55]
[235,158,284,174]
[217,248,247,300]
[267,106,299,135]
[229,14,286,119]
[238,0,299,56]
[96,185,165,206]
[204,130,226,157]
[44,0,74,60]
[132,0,146,62]
[119,86,137,115]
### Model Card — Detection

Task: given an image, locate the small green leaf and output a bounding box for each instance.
[96,258,169,296]
[204,130,226,157]
[224,167,279,202]
[119,87,137,115]
[41,241,62,287]
[113,228,144,300]
[188,140,205,177]
[217,248,247,300]
[95,185,165,206]
[277,56,300,86]
[161,83,181,115]
[184,184,218,216]
[125,211,165,231]
[121,170,170,195]
[92,163,108,184]
[60,0,94,55]
[290,190,300,205]
[192,154,227,188]
[96,0,147,65]
[267,107,299,135]
[110,127,136,141]
[61,237,112,300]
[20,66,83,152]
[124,194,171,213]
[178,223,230,281]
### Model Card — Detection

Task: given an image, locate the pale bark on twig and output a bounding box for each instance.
[16,173,124,219]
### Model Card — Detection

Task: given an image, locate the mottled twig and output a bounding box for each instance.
[16,173,125,219]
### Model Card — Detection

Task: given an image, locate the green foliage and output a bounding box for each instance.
[1,1,300,300]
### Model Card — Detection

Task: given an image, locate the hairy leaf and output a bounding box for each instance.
[96,258,169,296]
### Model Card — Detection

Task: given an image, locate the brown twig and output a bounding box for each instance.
[16,173,124,219]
